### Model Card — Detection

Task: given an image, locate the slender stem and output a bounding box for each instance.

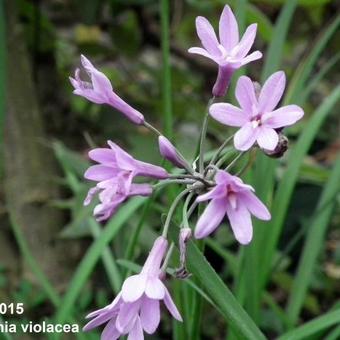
[215,150,234,169]
[160,0,173,138]
[161,242,174,272]
[143,121,163,136]
[153,178,195,189]
[225,152,245,171]
[162,188,191,238]
[199,96,215,173]
[208,134,234,168]
[182,192,194,229]
[236,149,257,176]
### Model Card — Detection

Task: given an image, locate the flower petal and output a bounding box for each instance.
[163,286,183,321]
[239,191,271,220]
[196,185,225,202]
[240,51,262,66]
[102,319,121,340]
[83,311,114,332]
[235,24,257,58]
[195,198,226,239]
[226,202,253,244]
[256,127,279,151]
[81,55,113,95]
[188,47,217,62]
[234,122,258,151]
[263,105,304,128]
[209,103,248,127]
[127,317,144,340]
[88,148,117,164]
[84,165,117,181]
[195,16,220,55]
[122,274,146,303]
[135,160,168,179]
[116,301,140,333]
[145,278,166,300]
[140,298,160,334]
[219,5,239,51]
[259,71,286,112]
[235,76,257,114]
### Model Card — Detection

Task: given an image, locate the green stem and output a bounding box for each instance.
[162,188,191,238]
[161,242,175,272]
[208,134,234,169]
[199,97,215,173]
[160,0,173,138]
[225,152,245,171]
[143,121,162,136]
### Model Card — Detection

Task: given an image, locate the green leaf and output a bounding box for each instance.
[261,0,298,80]
[278,308,340,340]
[186,241,266,340]
[260,85,340,286]
[286,154,340,325]
[284,15,340,105]
[55,197,146,327]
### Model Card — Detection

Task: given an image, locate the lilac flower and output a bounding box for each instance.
[209,71,304,151]
[188,5,262,97]
[84,140,168,221]
[83,237,182,339]
[195,171,270,244]
[70,55,144,124]
[158,136,188,169]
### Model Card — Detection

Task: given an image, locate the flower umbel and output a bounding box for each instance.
[70,55,145,124]
[83,237,182,339]
[189,5,262,96]
[209,71,304,151]
[195,170,271,244]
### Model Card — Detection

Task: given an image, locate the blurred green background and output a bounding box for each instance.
[0,0,339,339]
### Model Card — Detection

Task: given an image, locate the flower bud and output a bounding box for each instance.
[263,132,288,158]
[158,136,188,169]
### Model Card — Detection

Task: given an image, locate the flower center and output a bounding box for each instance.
[251,114,262,128]
[226,185,237,210]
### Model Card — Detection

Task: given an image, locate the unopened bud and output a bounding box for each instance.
[158,136,188,169]
[263,133,288,158]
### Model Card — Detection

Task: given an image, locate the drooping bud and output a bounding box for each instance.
[158,136,188,169]
[263,132,289,158]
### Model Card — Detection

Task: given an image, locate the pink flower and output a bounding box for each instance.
[195,171,270,244]
[188,5,262,97]
[209,71,304,151]
[84,141,168,221]
[70,55,144,124]
[158,136,188,169]
[83,237,182,339]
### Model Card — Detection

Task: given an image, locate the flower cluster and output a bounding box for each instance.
[70,5,304,339]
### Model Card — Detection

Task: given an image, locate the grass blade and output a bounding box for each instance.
[89,220,122,293]
[55,197,146,327]
[260,85,340,285]
[186,241,266,340]
[278,308,340,340]
[160,0,172,138]
[286,154,340,325]
[261,0,298,80]
[284,15,340,105]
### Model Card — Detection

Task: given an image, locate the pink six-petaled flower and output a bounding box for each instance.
[209,71,304,151]
[189,5,262,97]
[84,140,168,221]
[195,170,271,244]
[83,237,182,340]
[70,55,144,124]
